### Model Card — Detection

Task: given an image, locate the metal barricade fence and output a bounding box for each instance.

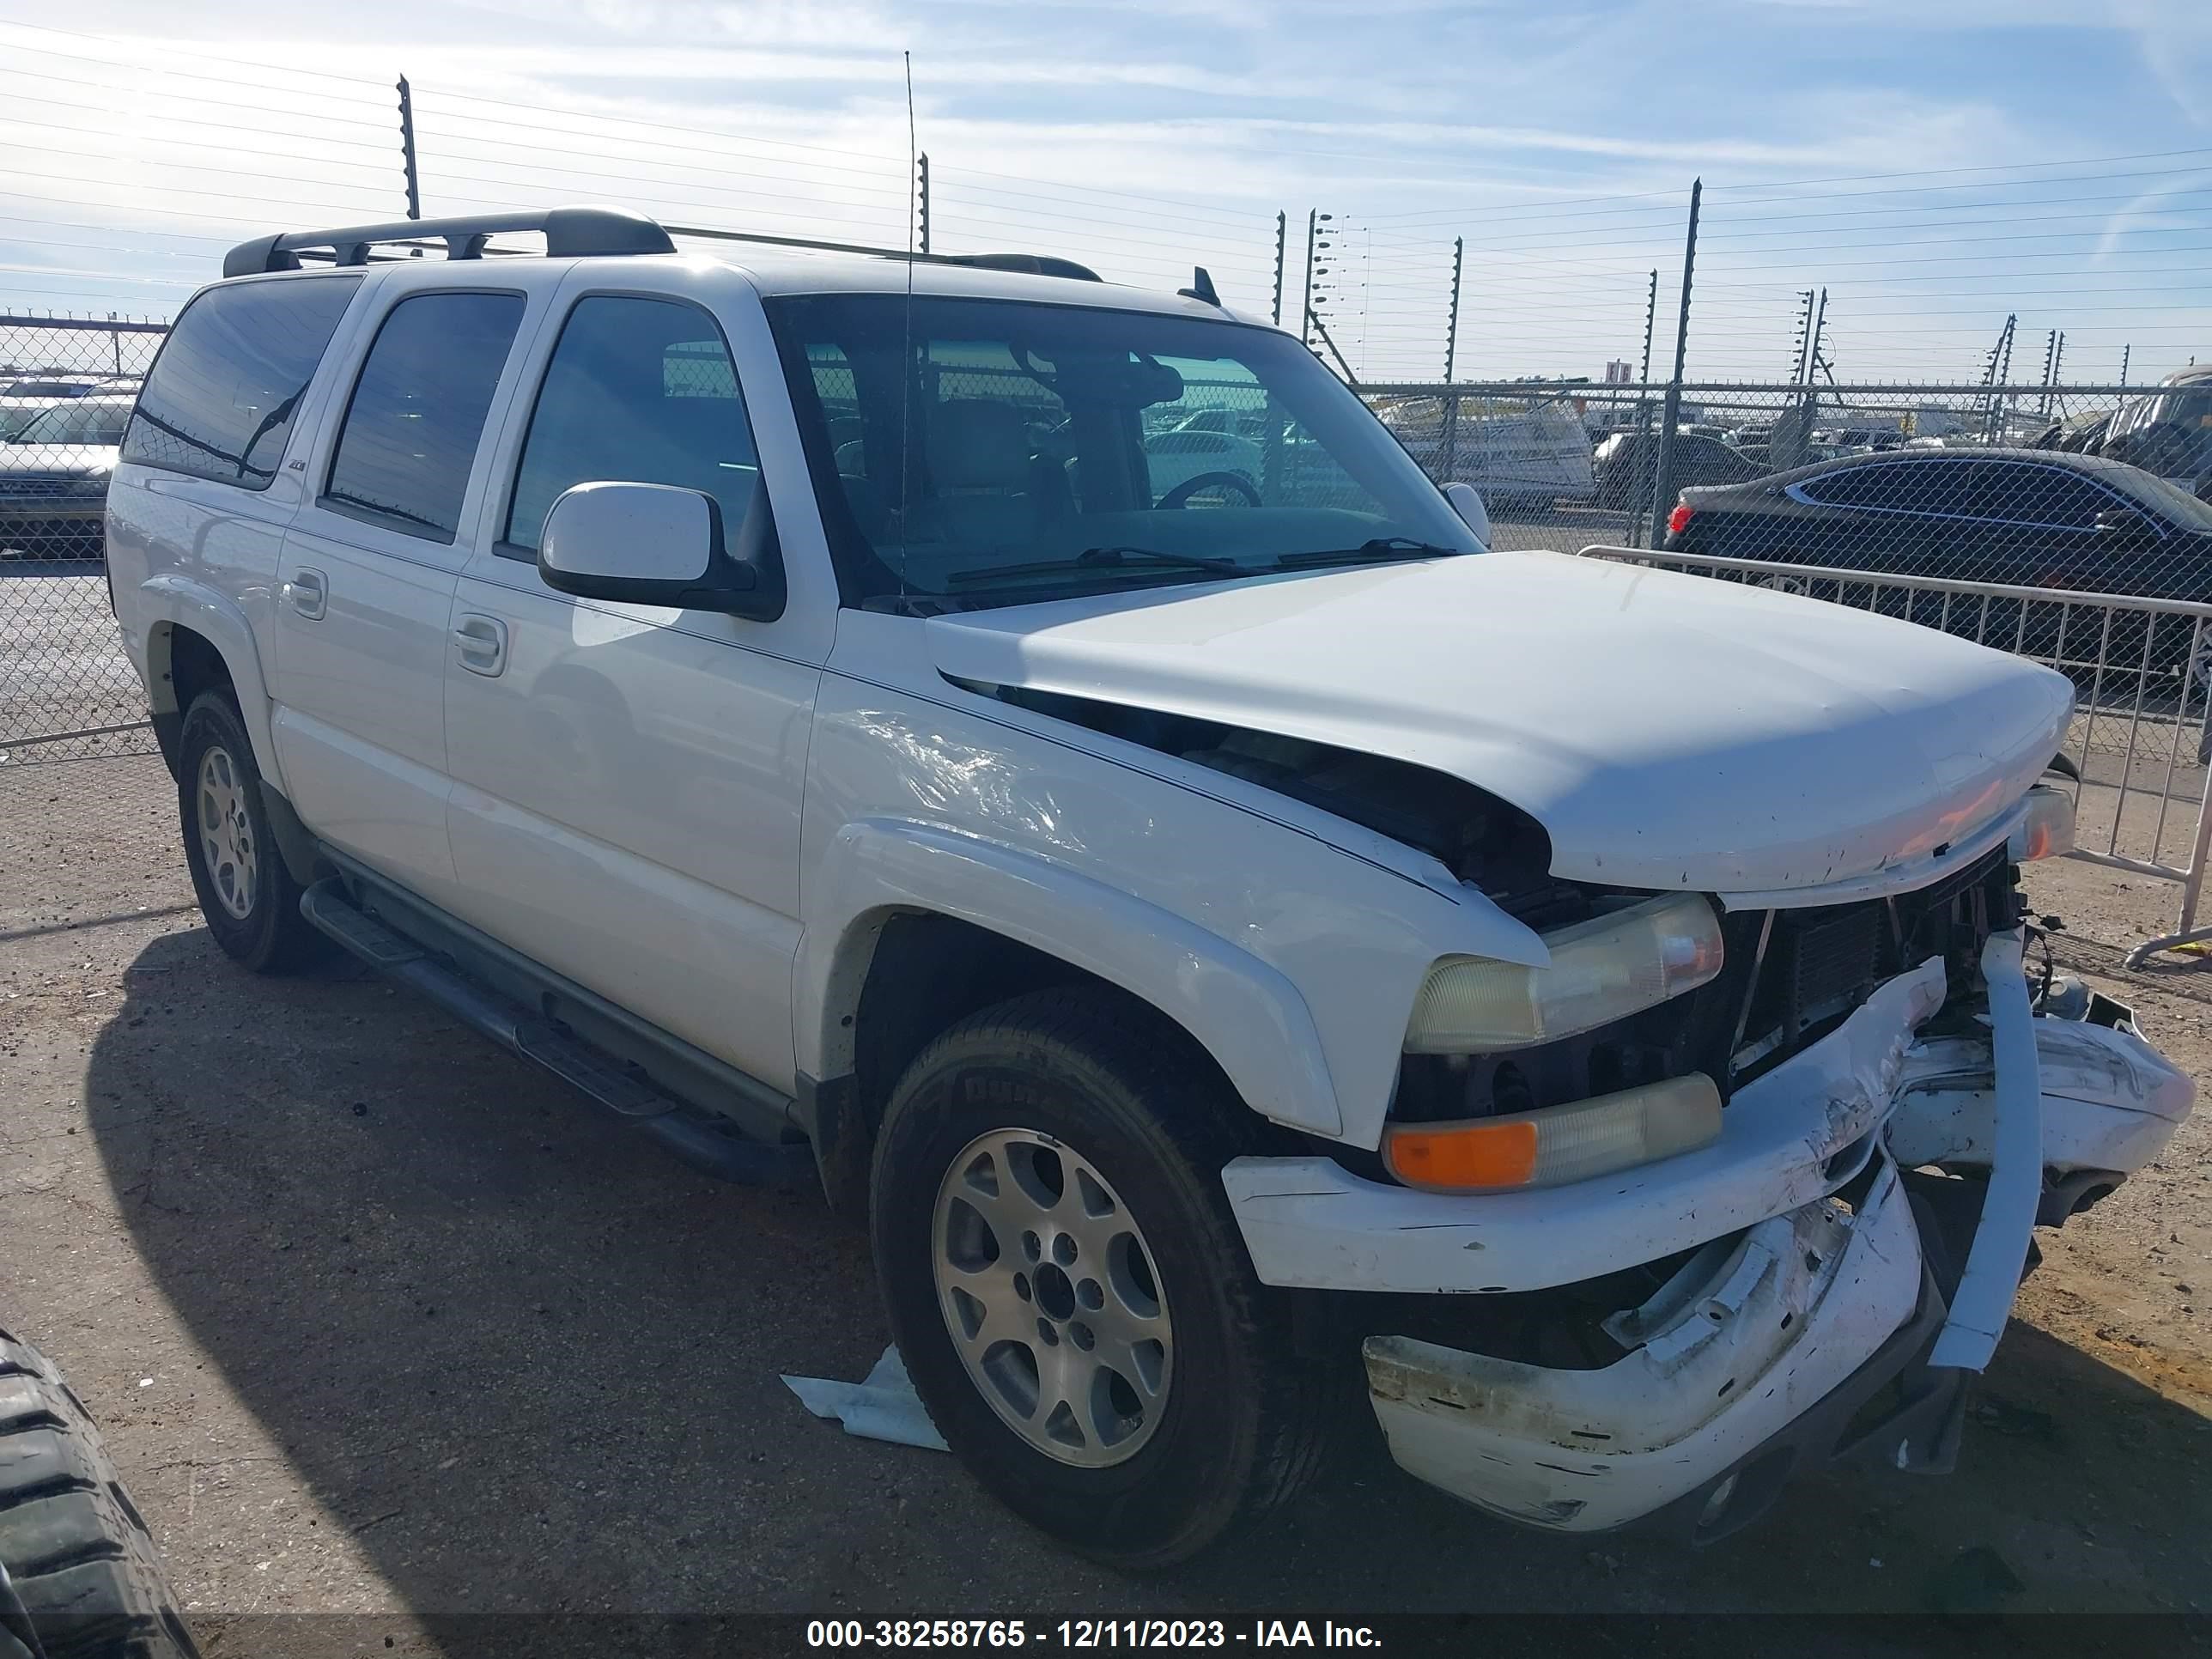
[1573,543,2212,966]
[0,314,166,767]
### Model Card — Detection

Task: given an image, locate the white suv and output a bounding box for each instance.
[108,207,2191,1563]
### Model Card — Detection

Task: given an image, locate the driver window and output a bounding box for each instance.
[504,295,763,558]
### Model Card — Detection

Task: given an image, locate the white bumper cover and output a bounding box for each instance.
[1228,932,2193,1534]
[1365,1156,1923,1533]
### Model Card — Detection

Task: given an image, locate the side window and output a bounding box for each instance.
[505,295,764,556]
[2013,468,2111,529]
[122,275,360,489]
[1799,464,1903,508]
[1956,461,2100,527]
[325,291,526,543]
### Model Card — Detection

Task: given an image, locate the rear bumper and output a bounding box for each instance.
[1228,932,2191,1536]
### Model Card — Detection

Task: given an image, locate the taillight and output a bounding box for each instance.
[1666,502,1694,537]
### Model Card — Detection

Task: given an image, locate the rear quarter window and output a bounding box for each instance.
[122,275,362,489]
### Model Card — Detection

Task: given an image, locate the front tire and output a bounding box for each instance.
[175,691,328,975]
[870,989,1329,1567]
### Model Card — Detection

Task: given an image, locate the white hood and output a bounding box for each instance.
[925,551,2075,895]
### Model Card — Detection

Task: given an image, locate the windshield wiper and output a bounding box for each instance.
[946,545,1244,586]
[1268,536,1463,569]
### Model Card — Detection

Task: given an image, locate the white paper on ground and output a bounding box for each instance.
[782,1344,951,1452]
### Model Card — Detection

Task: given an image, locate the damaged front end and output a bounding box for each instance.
[1225,843,2193,1541]
[1365,1152,1948,1538]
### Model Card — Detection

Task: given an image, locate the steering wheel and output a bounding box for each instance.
[1158,471,1261,510]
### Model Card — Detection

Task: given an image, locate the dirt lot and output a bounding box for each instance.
[3,753,2209,1652]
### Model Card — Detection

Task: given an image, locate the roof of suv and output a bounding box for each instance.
[218,204,1259,325]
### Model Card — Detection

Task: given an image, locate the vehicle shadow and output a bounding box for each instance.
[81,927,2212,1633]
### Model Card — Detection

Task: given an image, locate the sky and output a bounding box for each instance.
[3,0,2210,384]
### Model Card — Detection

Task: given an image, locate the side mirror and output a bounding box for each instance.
[538,481,783,620]
[1443,480,1491,549]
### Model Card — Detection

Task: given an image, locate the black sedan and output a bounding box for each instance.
[1662,447,2212,673]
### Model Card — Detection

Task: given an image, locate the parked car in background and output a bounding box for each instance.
[2101,365,2212,501]
[1662,447,2212,672]
[1372,395,1595,511]
[0,392,134,560]
[1165,405,1265,441]
[0,373,136,438]
[1591,428,1765,509]
[2028,409,2114,456]
[1139,424,1263,504]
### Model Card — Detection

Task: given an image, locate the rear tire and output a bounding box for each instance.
[175,691,329,975]
[0,1328,199,1659]
[869,989,1330,1567]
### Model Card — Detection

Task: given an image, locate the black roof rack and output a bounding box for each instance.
[223,205,1103,286]
[664,223,1100,283]
[222,207,674,278]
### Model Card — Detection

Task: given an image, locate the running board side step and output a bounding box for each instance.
[300,879,813,1187]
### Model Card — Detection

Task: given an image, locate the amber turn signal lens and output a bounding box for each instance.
[1382,1074,1722,1194]
[1382,1118,1539,1191]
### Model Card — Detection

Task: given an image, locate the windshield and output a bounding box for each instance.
[765,294,1479,608]
[8,401,132,447]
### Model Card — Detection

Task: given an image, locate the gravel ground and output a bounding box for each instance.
[3,745,2209,1651]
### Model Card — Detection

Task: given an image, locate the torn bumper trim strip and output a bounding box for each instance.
[1927,927,2039,1371]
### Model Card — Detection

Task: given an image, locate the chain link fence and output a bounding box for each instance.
[1,315,164,769]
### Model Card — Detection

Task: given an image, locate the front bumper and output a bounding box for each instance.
[1226,932,2192,1536]
[1364,1155,1958,1538]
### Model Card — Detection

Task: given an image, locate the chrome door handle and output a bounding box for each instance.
[452,613,508,677]
[286,568,327,621]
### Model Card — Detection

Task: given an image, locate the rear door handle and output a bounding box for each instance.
[453,613,509,678]
[286,568,327,621]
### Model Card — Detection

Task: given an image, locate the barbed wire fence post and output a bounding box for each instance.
[1440,235,1463,482]
[1270,210,1286,326]
[397,74,422,220]
[1299,210,1318,348]
[1647,177,1702,549]
[1625,269,1660,547]
[915,152,931,254]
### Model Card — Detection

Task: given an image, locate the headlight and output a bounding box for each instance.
[1382,1073,1722,1193]
[1404,892,1724,1054]
[2009,784,2075,862]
